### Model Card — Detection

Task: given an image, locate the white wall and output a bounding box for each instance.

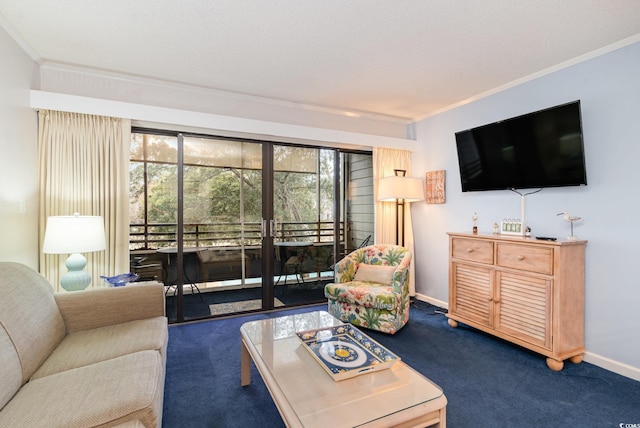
[411,41,640,380]
[0,26,39,269]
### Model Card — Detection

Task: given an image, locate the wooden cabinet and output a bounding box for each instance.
[447,232,586,371]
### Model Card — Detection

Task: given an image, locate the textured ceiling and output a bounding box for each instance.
[2,0,640,120]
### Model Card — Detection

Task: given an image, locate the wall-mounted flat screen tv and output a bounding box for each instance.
[455,100,587,192]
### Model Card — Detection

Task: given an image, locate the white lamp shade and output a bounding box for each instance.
[43,214,107,254]
[378,176,425,202]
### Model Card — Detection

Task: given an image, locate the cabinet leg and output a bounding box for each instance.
[447,318,458,328]
[546,358,564,371]
[569,354,583,364]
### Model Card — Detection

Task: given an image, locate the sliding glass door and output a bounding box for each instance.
[130,129,371,323]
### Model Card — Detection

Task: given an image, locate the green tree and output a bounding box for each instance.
[130,134,343,247]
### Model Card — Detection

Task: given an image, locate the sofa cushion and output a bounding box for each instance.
[0,262,66,384]
[0,350,164,428]
[353,264,396,285]
[325,281,401,310]
[31,317,168,380]
[0,326,23,410]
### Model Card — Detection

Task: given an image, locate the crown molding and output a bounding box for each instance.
[414,34,640,122]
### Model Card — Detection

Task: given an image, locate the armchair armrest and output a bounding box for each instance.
[335,255,358,283]
[392,252,412,295]
[54,284,166,334]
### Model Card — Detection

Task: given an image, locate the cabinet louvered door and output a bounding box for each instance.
[451,262,493,328]
[495,271,552,350]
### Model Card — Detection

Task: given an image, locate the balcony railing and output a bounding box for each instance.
[129,220,344,250]
[129,221,344,286]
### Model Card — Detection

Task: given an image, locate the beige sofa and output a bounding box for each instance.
[0,262,168,428]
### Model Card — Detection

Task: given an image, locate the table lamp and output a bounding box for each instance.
[378,169,424,246]
[43,213,107,291]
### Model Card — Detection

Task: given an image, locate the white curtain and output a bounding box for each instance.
[373,147,417,296]
[38,110,131,291]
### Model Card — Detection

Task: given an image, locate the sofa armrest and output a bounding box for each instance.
[55,284,166,334]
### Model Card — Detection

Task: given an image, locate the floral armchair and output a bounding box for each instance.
[324,244,412,334]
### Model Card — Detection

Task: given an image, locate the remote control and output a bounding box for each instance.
[535,236,557,241]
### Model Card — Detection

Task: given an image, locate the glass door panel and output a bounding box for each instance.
[343,153,374,255]
[273,145,336,305]
[129,133,181,322]
[180,136,263,321]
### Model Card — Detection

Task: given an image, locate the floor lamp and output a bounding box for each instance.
[42,213,107,291]
[378,169,425,247]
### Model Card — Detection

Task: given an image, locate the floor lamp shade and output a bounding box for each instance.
[378,172,425,246]
[378,176,425,203]
[43,214,106,291]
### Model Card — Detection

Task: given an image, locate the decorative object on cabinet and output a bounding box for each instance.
[447,232,586,371]
[500,219,523,235]
[557,211,583,241]
[472,212,478,234]
[425,170,445,204]
[377,170,424,246]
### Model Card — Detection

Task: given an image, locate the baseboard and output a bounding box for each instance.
[583,351,640,382]
[414,293,448,309]
[413,293,640,382]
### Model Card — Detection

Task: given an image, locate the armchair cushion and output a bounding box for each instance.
[353,264,396,285]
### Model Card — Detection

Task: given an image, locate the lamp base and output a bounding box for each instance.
[60,253,92,291]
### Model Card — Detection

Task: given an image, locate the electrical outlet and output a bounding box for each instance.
[19,199,26,214]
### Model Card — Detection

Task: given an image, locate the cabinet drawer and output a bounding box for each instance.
[496,243,553,275]
[451,238,493,264]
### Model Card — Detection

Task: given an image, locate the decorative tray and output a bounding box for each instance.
[296,324,400,381]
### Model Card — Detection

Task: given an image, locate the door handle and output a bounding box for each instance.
[261,219,267,238]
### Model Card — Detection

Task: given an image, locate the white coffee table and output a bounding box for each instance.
[241,310,447,427]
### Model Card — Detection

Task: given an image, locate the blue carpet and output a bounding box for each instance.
[163,301,640,427]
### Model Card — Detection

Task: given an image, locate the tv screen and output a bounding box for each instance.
[455,101,587,192]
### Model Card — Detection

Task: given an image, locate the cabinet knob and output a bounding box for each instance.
[466,248,474,253]
[517,255,525,261]
[494,299,500,304]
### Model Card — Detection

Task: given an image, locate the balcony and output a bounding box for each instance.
[129,221,344,290]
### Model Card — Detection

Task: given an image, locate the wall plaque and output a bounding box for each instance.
[425,170,446,204]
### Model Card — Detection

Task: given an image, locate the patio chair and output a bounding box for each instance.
[324,244,412,334]
[275,249,305,292]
